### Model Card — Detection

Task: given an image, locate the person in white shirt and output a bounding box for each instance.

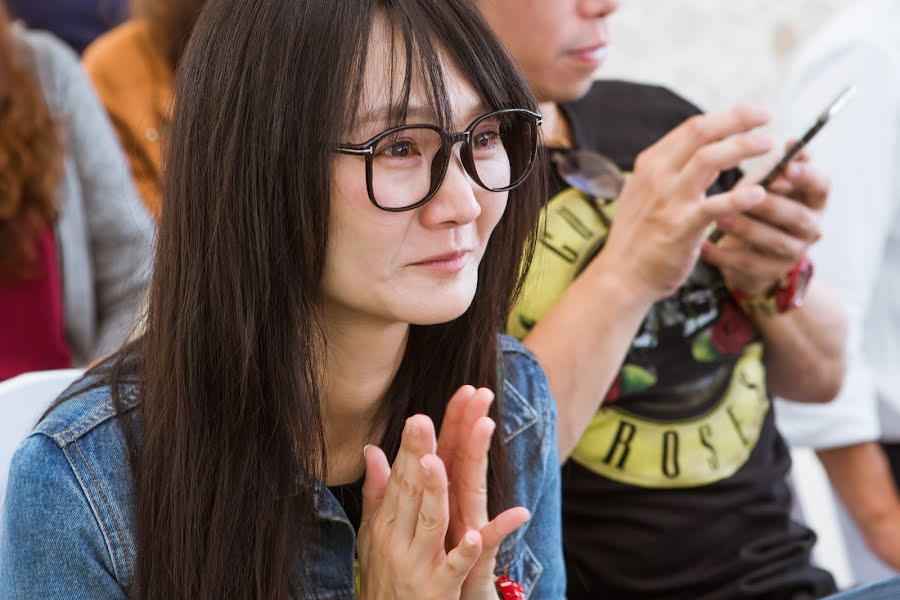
[773,0,900,572]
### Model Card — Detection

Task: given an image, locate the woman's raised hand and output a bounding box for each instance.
[358,414,484,600]
[437,386,531,599]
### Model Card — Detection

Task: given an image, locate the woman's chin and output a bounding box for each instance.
[403,288,477,326]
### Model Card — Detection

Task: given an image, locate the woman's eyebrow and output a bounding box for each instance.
[356,103,434,129]
[356,101,491,130]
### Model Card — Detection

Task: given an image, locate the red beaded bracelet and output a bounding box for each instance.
[496,575,526,599]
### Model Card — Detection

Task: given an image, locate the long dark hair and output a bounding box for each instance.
[97,0,543,597]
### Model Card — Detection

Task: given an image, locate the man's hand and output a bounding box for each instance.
[600,105,774,303]
[702,145,829,297]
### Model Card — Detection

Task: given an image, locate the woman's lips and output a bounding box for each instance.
[568,44,609,68]
[412,250,470,274]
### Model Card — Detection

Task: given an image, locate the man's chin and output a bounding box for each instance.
[536,75,597,105]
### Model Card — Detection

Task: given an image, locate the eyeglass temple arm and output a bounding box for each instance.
[334,145,373,156]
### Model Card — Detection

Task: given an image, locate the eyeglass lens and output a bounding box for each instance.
[369,110,537,210]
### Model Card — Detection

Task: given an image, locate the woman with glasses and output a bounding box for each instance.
[0,0,563,598]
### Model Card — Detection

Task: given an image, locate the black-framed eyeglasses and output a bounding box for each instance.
[335,108,543,212]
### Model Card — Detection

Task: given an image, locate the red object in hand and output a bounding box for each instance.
[496,575,526,600]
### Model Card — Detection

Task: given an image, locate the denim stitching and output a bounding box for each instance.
[71,440,133,583]
[51,402,113,446]
[501,378,539,442]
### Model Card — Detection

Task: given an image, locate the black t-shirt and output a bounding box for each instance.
[328,478,364,534]
[508,81,837,599]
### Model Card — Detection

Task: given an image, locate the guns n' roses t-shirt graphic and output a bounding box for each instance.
[508,81,836,599]
[509,187,768,489]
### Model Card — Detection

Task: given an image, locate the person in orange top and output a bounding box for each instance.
[82,1,205,219]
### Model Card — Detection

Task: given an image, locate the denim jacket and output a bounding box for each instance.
[0,335,565,599]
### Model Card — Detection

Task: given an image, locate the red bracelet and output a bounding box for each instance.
[496,575,526,599]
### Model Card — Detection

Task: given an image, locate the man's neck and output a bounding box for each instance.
[539,101,574,149]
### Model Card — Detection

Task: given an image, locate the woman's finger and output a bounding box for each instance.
[436,385,476,477]
[386,415,436,547]
[480,506,531,552]
[455,416,496,529]
[437,530,482,588]
[410,454,451,555]
[360,444,391,532]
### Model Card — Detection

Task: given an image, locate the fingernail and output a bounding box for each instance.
[753,135,773,150]
[363,444,372,458]
[406,418,419,436]
[786,163,803,178]
[746,185,765,201]
[464,531,479,548]
[748,107,771,121]
[419,456,432,475]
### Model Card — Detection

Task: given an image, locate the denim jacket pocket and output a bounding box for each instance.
[496,540,543,598]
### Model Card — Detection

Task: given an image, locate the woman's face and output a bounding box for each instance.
[324,35,509,326]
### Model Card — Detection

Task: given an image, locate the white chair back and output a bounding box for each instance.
[0,369,85,504]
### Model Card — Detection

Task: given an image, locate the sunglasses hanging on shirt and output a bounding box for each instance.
[551,148,626,228]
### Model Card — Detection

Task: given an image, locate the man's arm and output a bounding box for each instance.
[818,442,900,570]
[755,280,846,404]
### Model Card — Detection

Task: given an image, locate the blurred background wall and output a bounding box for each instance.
[599,0,847,112]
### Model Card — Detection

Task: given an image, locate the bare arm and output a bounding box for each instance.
[523,256,652,461]
[754,280,846,403]
[818,442,900,570]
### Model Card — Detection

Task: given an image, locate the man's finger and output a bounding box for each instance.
[686,185,766,236]
[743,194,822,241]
[655,105,771,170]
[701,241,793,286]
[678,133,773,196]
[782,163,830,211]
[714,213,808,261]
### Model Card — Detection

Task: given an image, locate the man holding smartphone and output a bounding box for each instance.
[476,0,847,597]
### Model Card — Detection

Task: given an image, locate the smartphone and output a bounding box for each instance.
[707,85,856,242]
[758,84,857,188]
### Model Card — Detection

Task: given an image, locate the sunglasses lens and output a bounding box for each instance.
[553,149,625,199]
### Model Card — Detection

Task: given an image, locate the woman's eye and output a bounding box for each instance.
[380,140,418,158]
[474,129,500,150]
